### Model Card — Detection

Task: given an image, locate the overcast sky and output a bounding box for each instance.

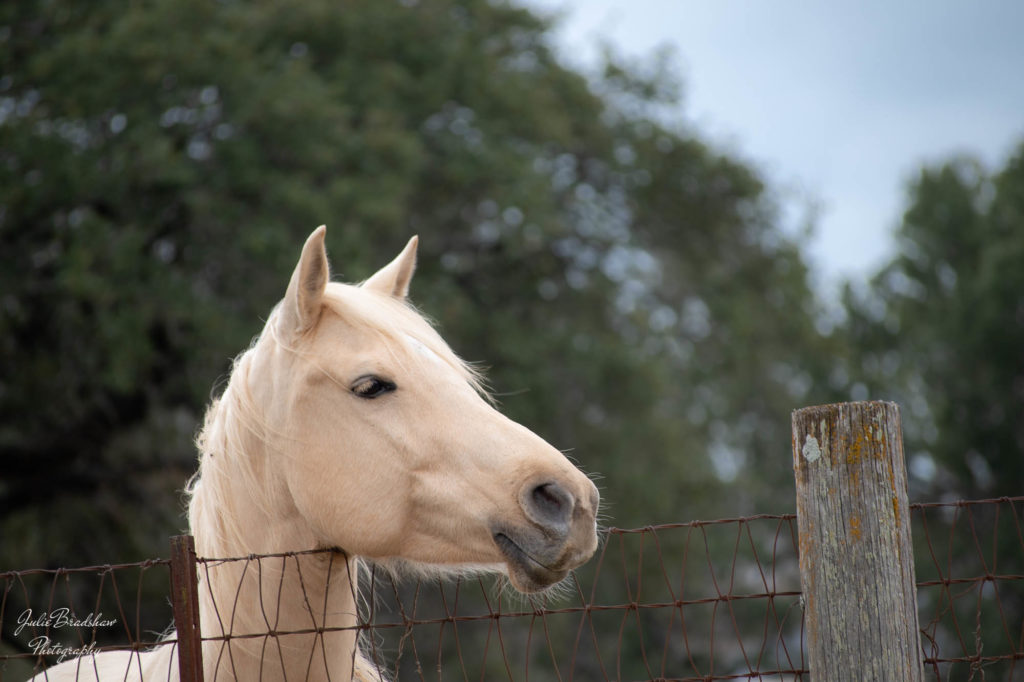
[521,0,1024,293]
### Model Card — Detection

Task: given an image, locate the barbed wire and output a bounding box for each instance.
[3,497,1022,680]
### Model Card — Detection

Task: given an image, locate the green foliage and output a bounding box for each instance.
[843,146,1024,498]
[0,0,837,603]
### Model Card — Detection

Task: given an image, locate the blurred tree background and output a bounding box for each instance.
[1,0,1021,676]
[0,0,841,565]
[844,150,1024,501]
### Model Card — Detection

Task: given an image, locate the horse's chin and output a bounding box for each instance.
[315,543,350,557]
[493,532,570,593]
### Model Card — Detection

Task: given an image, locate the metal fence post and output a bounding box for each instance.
[170,534,204,682]
[792,401,924,681]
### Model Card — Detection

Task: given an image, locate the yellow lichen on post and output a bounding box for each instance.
[792,401,924,682]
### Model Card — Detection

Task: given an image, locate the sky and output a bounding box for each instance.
[520,0,1024,293]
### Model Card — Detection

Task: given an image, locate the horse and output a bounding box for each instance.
[33,226,600,681]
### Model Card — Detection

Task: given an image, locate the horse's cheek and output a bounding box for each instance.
[285,444,408,554]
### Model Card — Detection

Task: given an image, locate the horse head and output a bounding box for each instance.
[250,226,600,592]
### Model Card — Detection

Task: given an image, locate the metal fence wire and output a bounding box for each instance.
[357,514,806,681]
[2,497,1022,681]
[0,557,177,679]
[914,497,1024,681]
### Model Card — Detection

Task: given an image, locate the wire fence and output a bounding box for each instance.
[2,497,1022,681]
[914,497,1024,681]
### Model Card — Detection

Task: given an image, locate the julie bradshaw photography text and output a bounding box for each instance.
[15,608,118,663]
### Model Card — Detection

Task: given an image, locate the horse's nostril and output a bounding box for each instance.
[528,482,573,528]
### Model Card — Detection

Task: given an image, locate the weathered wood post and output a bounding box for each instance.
[791,401,923,681]
[170,534,204,682]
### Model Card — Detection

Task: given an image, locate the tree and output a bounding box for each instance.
[1,0,836,592]
[842,145,1024,499]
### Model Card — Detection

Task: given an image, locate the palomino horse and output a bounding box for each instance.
[35,226,600,681]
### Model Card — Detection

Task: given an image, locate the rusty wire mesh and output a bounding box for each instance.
[2,497,1023,681]
[913,496,1024,681]
[0,558,176,680]
[356,513,806,681]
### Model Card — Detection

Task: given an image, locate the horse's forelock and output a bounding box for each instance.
[317,284,491,399]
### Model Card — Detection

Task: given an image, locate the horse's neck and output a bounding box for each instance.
[189,372,362,682]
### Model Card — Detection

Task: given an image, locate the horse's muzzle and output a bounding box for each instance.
[492,477,600,592]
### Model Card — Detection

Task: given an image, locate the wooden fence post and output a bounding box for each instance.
[791,401,923,681]
[170,534,204,682]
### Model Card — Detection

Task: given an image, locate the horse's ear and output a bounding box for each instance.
[362,236,418,299]
[281,225,329,334]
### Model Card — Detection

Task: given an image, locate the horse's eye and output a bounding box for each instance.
[351,376,396,399]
